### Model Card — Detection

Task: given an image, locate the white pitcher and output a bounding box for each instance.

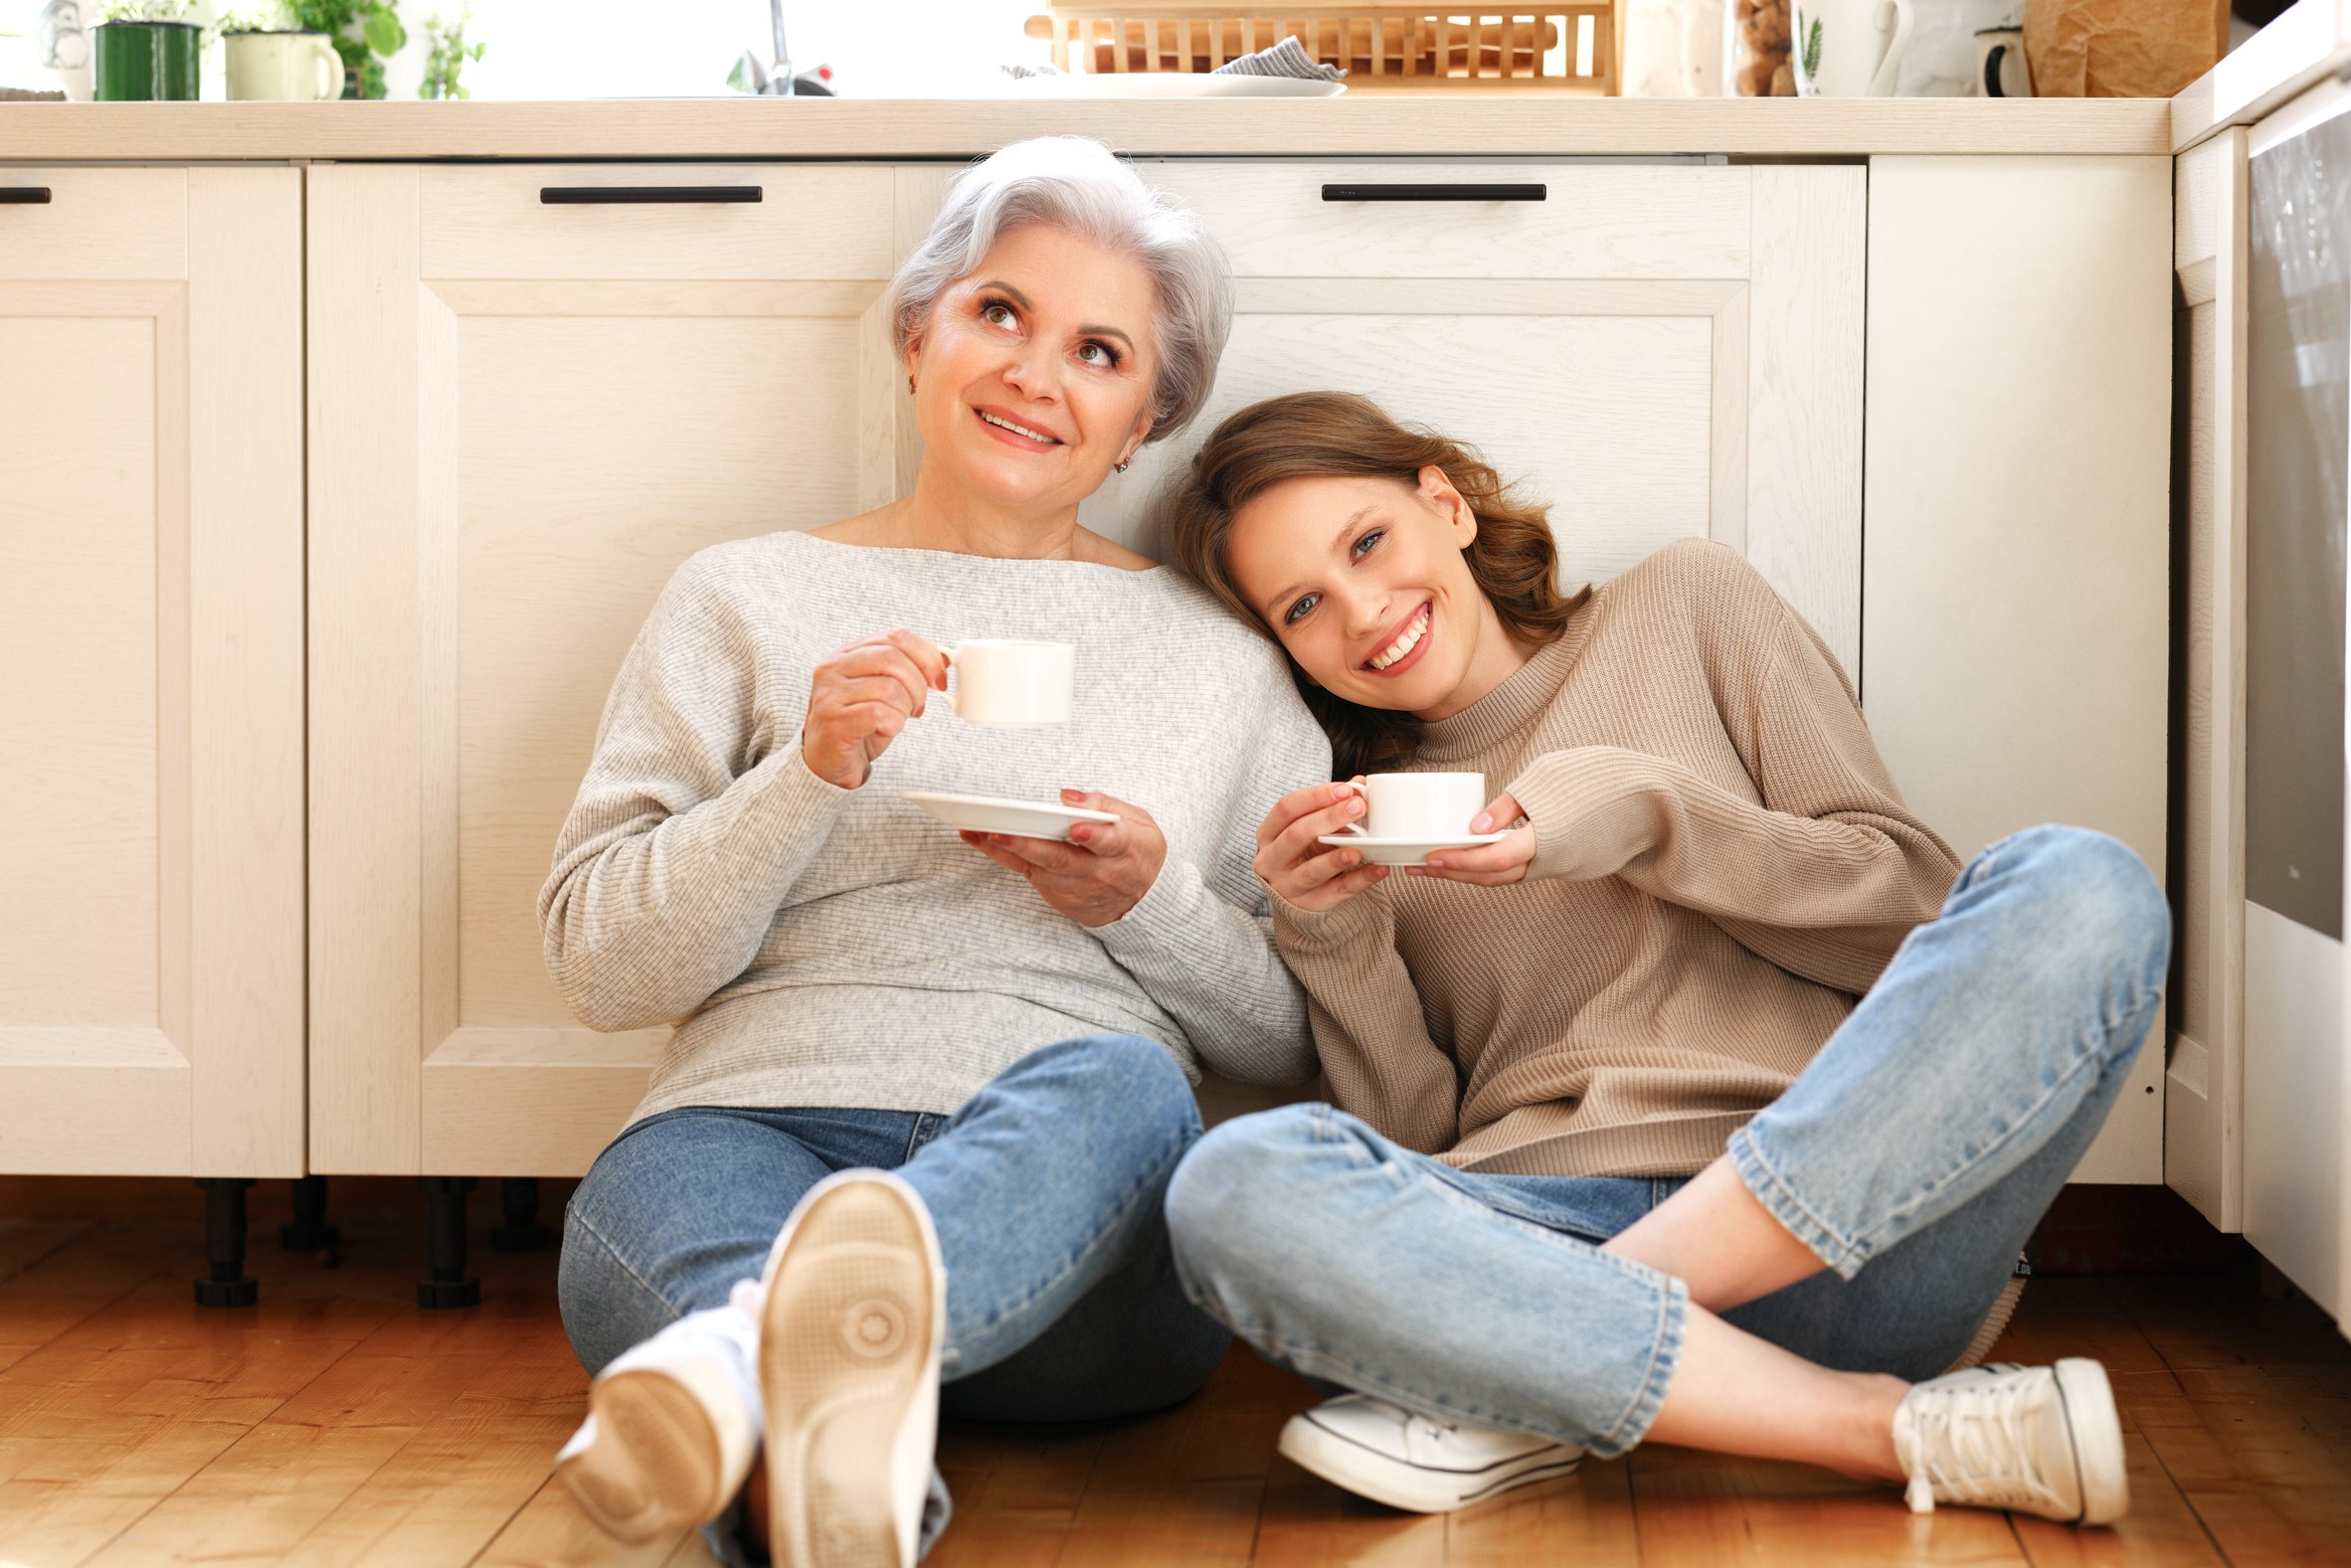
[1790,0,1913,96]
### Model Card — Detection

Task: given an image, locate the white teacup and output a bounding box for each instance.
[1336,772,1489,841]
[943,639,1074,728]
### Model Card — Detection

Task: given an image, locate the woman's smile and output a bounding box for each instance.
[1362,600,1434,676]
[974,405,1065,449]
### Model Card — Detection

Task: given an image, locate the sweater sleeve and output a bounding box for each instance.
[538,559,853,1032]
[1094,675,1327,1087]
[1508,601,1961,998]
[1272,891,1463,1155]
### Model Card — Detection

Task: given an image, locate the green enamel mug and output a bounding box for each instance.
[92,19,199,101]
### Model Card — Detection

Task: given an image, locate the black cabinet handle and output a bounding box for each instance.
[1322,183,1546,203]
[539,186,763,205]
[0,188,53,205]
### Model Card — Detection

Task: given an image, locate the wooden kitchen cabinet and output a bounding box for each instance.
[1105,159,1866,678]
[305,163,921,1175]
[1862,155,2175,1184]
[0,165,305,1177]
[305,151,2172,1183]
[307,156,1878,1178]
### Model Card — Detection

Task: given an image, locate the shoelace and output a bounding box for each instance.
[1901,1375,2069,1516]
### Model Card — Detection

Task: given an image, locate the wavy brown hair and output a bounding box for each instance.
[1160,391,1589,780]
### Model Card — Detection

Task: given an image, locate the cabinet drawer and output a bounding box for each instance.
[0,167,186,280]
[1135,160,1750,279]
[420,163,896,280]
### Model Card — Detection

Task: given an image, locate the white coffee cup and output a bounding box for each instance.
[1335,772,1489,841]
[942,639,1074,728]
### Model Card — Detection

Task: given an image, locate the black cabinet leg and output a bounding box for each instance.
[417,1176,481,1308]
[489,1176,554,1254]
[194,1178,259,1308]
[280,1174,341,1255]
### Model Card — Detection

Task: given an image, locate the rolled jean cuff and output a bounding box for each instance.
[1726,1124,1867,1281]
[1593,1270,1690,1458]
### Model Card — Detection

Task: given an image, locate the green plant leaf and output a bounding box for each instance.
[363,6,403,56]
[1802,17,1823,82]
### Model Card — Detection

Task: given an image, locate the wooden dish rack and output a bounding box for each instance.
[1022,6,1626,93]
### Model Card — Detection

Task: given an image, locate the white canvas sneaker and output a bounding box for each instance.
[758,1170,947,1568]
[1278,1394,1583,1513]
[1892,1358,2129,1524]
[555,1282,764,1542]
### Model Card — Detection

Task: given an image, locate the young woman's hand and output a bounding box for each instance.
[800,629,949,790]
[1414,789,1536,886]
[961,789,1168,928]
[1254,781,1390,912]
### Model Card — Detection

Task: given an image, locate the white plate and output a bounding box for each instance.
[904,790,1119,842]
[1006,75,1346,98]
[1316,831,1511,868]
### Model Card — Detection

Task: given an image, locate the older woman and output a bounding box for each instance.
[542,137,1326,1568]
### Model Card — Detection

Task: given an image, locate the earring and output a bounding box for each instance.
[1115,458,1132,474]
[907,375,916,395]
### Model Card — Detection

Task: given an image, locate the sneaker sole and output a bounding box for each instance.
[1278,1412,1581,1514]
[2054,1358,2130,1525]
[557,1369,724,1542]
[761,1177,942,1568]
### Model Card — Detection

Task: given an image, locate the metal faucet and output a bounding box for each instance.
[761,0,795,95]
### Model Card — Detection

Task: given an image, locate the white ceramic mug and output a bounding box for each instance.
[942,640,1075,728]
[1335,772,1489,841]
[1974,25,2030,97]
[223,30,342,102]
[1790,0,1914,96]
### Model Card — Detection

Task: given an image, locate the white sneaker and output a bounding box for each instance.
[759,1170,946,1568]
[555,1284,764,1542]
[1278,1394,1582,1513]
[1892,1358,2128,1524]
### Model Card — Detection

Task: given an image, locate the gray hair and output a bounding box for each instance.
[886,136,1233,443]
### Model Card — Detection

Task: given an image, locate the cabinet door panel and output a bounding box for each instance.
[1082,161,1863,682]
[0,167,304,1176]
[309,164,911,1175]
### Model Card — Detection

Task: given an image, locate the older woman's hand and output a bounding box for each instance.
[961,788,1167,928]
[801,630,950,790]
[1254,781,1388,913]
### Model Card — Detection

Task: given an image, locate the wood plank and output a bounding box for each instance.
[2010,1434,2226,1566]
[474,1473,696,1568]
[0,98,2175,164]
[1625,1440,2032,1564]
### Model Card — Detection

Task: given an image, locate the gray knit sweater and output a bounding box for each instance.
[540,530,1329,1124]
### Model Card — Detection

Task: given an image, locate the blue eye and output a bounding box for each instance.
[1353,529,1384,559]
[1284,593,1320,625]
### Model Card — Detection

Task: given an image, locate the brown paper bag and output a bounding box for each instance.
[2024,0,2230,96]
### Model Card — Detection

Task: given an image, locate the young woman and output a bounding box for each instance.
[542,140,1325,1568]
[1158,391,2170,1525]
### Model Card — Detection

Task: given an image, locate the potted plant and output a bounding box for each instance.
[417,6,481,99]
[90,0,200,100]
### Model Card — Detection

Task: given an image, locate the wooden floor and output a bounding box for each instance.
[0,1209,2346,1566]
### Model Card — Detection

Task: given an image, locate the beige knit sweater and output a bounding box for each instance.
[1273,539,1963,1177]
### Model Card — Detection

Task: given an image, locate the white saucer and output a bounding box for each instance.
[903,790,1119,842]
[1316,831,1511,868]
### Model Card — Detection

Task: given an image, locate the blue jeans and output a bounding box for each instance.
[1166,825,2172,1459]
[560,1033,1231,1555]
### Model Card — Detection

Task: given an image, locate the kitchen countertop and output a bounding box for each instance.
[0,95,2174,162]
